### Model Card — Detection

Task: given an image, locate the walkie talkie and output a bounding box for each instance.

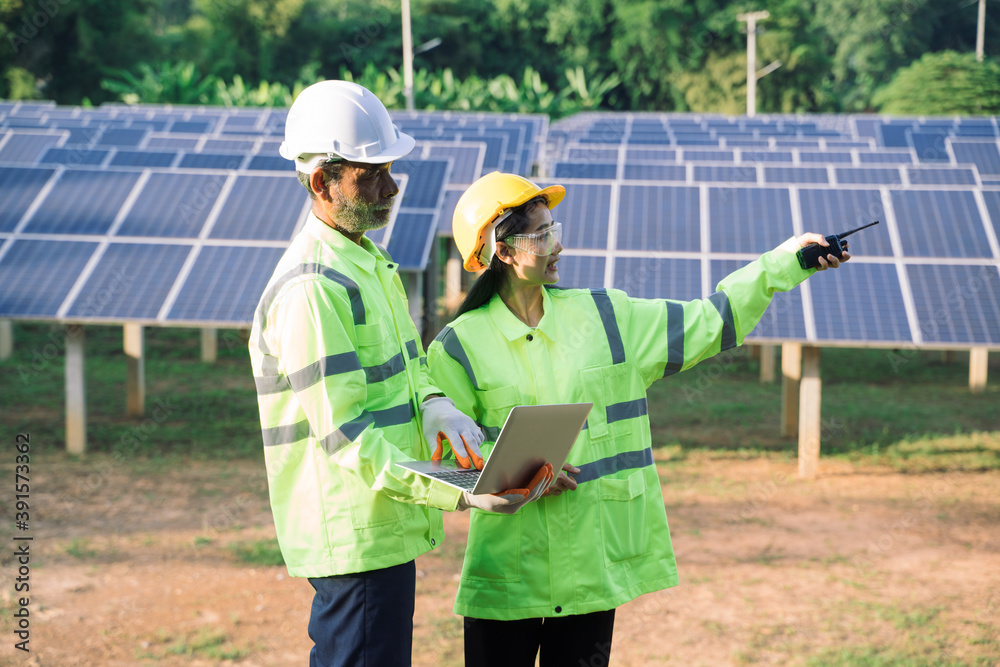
[796,220,880,270]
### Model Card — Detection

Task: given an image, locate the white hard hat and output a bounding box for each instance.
[279,80,415,173]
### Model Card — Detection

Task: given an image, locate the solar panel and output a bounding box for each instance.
[740,150,794,163]
[835,167,901,185]
[23,169,142,235]
[552,255,605,290]
[385,211,437,271]
[208,174,306,240]
[982,191,1000,241]
[389,158,451,209]
[808,262,912,342]
[541,181,611,250]
[709,187,794,253]
[0,166,56,232]
[116,172,222,238]
[39,147,110,166]
[891,190,993,258]
[800,151,853,164]
[425,144,485,185]
[910,130,951,163]
[907,167,977,186]
[764,167,829,184]
[950,141,1000,176]
[65,243,193,320]
[0,239,98,317]
[614,257,701,300]
[906,264,1000,344]
[0,132,64,163]
[617,185,699,251]
[797,188,893,256]
[694,165,757,183]
[178,152,246,169]
[165,245,285,324]
[109,150,177,168]
[623,163,686,181]
[554,161,616,180]
[857,151,914,165]
[683,149,734,162]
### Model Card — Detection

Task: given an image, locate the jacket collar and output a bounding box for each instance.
[487,287,557,342]
[305,212,382,274]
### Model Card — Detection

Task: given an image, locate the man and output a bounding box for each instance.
[248,80,551,667]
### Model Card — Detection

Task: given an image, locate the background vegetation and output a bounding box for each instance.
[2,0,999,115]
[2,323,997,471]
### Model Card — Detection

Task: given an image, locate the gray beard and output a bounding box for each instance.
[333,185,392,234]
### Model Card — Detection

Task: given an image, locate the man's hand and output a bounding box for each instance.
[458,463,554,514]
[421,397,485,469]
[543,462,580,497]
[796,233,851,271]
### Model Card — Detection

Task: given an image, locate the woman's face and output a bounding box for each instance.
[497,203,563,287]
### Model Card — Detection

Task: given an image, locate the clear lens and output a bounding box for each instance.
[503,222,562,256]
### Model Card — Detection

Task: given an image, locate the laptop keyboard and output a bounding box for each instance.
[425,470,481,491]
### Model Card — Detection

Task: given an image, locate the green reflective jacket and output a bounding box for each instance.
[249,214,462,578]
[426,237,813,620]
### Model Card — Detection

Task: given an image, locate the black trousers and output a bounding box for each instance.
[464,609,616,667]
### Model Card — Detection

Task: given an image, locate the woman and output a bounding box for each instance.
[426,172,849,667]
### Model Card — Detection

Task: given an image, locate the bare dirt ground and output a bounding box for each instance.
[3,452,999,666]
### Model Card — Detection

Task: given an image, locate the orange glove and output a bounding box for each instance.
[422,397,485,470]
[458,463,554,514]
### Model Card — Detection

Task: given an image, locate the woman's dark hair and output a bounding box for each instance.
[456,196,547,316]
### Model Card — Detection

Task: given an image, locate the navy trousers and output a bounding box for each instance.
[307,560,415,667]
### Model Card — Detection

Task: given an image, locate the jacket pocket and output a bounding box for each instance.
[355,318,406,401]
[474,384,521,440]
[461,512,521,582]
[598,469,649,564]
[579,364,636,441]
[339,468,402,529]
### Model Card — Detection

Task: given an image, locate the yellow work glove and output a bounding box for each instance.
[457,463,554,514]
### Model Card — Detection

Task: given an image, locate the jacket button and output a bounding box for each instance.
[430,538,436,546]
[554,606,562,613]
[526,334,533,341]
[387,264,394,269]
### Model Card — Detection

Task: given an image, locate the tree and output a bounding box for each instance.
[873,50,1000,115]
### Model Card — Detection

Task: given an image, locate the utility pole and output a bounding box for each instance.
[738,10,769,117]
[977,0,986,62]
[402,0,415,110]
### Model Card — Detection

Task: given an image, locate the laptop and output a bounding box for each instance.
[397,403,592,494]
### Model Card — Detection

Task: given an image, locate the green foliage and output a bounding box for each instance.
[4,0,1000,112]
[228,538,285,567]
[873,51,1000,116]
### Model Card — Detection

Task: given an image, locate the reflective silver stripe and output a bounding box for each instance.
[364,353,405,384]
[278,351,362,394]
[708,291,737,352]
[573,448,654,484]
[663,301,685,377]
[591,289,625,364]
[318,411,376,455]
[435,326,480,390]
[606,397,647,423]
[406,339,419,360]
[253,262,366,356]
[419,357,427,366]
[261,419,311,447]
[254,373,289,395]
[371,402,415,428]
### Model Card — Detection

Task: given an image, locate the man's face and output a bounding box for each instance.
[321,161,399,234]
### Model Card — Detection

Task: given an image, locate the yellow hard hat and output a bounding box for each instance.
[453,172,566,272]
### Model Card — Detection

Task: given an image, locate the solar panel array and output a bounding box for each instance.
[540,113,1000,349]
[0,101,548,326]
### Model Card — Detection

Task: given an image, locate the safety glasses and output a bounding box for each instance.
[502,222,562,256]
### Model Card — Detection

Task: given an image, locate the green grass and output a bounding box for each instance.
[2,322,998,470]
[139,627,249,661]
[228,538,285,567]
